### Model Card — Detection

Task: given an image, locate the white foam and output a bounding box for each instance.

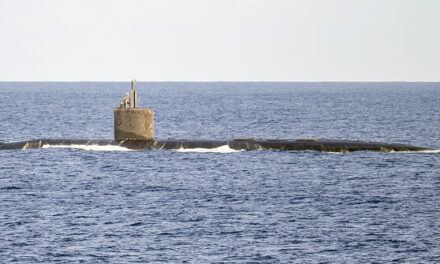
[176,145,243,153]
[325,149,440,154]
[42,144,132,151]
[394,149,440,153]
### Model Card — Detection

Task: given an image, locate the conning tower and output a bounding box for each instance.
[114,79,154,141]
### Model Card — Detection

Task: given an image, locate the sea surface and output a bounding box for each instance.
[0,82,439,263]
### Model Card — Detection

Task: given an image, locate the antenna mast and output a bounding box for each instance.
[130,78,137,108]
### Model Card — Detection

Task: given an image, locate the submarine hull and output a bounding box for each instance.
[0,138,433,152]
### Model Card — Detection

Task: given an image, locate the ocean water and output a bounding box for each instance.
[0,82,439,263]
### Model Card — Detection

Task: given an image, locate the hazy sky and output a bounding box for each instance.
[0,0,439,81]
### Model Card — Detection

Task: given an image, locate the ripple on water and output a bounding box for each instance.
[1,82,440,263]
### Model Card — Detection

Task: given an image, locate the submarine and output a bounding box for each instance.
[0,80,434,153]
[0,138,433,152]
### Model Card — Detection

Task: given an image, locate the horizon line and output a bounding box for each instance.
[1,80,440,83]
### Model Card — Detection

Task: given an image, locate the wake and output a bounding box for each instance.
[42,144,132,152]
[42,144,243,153]
[175,145,243,153]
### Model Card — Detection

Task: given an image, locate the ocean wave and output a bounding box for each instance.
[386,149,440,154]
[175,145,243,153]
[42,144,132,152]
[402,149,440,153]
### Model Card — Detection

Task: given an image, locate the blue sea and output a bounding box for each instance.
[0,82,439,263]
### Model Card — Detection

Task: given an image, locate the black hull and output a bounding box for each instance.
[0,138,433,152]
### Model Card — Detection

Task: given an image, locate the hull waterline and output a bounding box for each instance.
[0,138,433,152]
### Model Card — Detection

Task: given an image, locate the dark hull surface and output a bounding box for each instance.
[0,138,433,152]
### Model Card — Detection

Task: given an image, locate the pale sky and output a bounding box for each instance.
[0,0,439,81]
